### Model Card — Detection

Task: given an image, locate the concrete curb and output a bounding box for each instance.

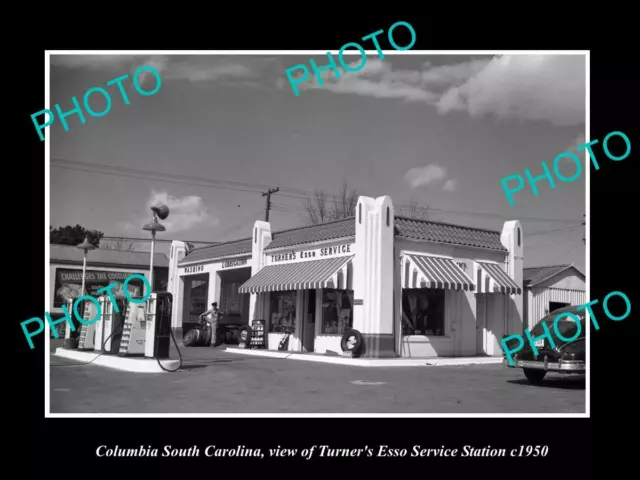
[224,348,503,367]
[53,348,180,373]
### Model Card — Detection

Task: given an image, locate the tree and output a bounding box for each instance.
[304,181,359,225]
[101,237,136,251]
[50,224,103,247]
[398,200,430,220]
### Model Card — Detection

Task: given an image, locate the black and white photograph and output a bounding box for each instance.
[44,50,591,415]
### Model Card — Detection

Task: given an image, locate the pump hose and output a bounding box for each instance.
[52,308,184,372]
[155,328,183,372]
[151,308,183,373]
[50,325,123,367]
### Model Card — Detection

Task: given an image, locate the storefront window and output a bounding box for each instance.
[221,281,243,315]
[270,291,296,333]
[402,289,445,336]
[189,279,208,315]
[321,289,354,335]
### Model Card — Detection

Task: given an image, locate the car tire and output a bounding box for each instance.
[341,329,364,357]
[183,329,199,347]
[524,369,546,383]
[236,325,252,348]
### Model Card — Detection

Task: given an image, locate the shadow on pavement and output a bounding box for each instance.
[178,359,237,371]
[507,376,585,390]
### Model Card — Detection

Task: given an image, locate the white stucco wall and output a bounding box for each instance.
[394,238,507,358]
[174,257,252,330]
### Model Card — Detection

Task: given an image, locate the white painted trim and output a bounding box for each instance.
[178,252,251,267]
[264,236,355,253]
[53,348,180,373]
[399,250,455,260]
[396,236,508,254]
[224,348,503,367]
[473,259,501,265]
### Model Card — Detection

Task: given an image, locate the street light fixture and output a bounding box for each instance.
[65,229,98,348]
[142,204,170,295]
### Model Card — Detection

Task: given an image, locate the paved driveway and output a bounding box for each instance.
[49,341,585,414]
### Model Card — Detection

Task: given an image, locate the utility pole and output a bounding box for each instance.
[262,187,279,222]
[582,213,586,245]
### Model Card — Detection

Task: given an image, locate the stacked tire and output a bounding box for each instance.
[341,329,365,357]
[236,325,252,348]
[183,326,213,347]
[183,328,201,347]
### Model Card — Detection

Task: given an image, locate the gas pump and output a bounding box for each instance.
[77,299,100,350]
[95,295,127,354]
[118,300,148,356]
[145,292,171,358]
[145,292,182,371]
[63,298,79,349]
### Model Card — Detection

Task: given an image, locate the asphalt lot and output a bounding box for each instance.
[49,340,585,414]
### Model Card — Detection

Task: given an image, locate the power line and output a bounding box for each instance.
[216,209,264,241]
[101,235,219,244]
[262,187,279,222]
[527,224,583,237]
[51,157,579,225]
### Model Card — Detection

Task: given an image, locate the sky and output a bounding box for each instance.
[49,52,586,271]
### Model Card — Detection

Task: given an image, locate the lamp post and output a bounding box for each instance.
[142,204,170,296]
[65,229,98,349]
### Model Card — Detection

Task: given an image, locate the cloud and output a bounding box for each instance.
[566,132,586,152]
[121,191,217,234]
[436,55,585,126]
[283,54,585,126]
[50,54,138,70]
[133,56,169,88]
[405,164,458,191]
[442,179,458,192]
[51,54,266,86]
[405,164,446,188]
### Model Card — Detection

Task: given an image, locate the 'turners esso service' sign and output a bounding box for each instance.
[268,243,353,265]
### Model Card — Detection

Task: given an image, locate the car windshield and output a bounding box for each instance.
[532,312,584,339]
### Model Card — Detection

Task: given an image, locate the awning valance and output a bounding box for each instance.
[402,254,474,291]
[476,261,522,295]
[238,255,354,294]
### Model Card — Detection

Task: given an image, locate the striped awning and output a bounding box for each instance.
[476,261,522,295]
[402,254,474,291]
[238,255,354,294]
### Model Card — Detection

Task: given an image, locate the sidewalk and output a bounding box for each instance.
[224,347,503,367]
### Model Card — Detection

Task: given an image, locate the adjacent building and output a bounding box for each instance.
[522,264,586,329]
[167,195,524,358]
[49,244,169,320]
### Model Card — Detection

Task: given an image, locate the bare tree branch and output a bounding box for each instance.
[303,183,359,225]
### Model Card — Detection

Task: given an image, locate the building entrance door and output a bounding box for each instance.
[302,290,316,352]
[476,293,487,355]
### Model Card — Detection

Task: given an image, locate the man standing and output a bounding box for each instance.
[199,302,222,347]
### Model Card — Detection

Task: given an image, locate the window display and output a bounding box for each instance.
[270,291,296,333]
[221,281,243,315]
[189,279,208,315]
[402,289,445,336]
[321,289,354,335]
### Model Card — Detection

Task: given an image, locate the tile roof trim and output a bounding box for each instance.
[178,251,252,267]
[394,215,503,236]
[52,259,168,270]
[265,235,356,252]
[396,233,508,253]
[50,245,170,267]
[186,237,252,254]
[268,217,355,236]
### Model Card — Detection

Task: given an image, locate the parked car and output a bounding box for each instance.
[503,305,586,383]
